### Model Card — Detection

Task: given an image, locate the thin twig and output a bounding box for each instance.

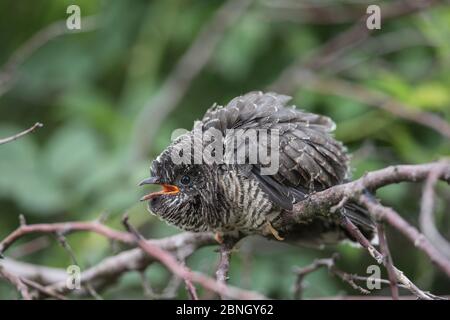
[182,265,199,300]
[293,254,370,300]
[54,233,79,267]
[20,277,67,300]
[140,270,183,299]
[0,265,32,300]
[0,122,43,146]
[216,237,238,299]
[420,161,450,259]
[2,232,215,297]
[359,194,450,278]
[0,220,135,255]
[216,237,237,284]
[376,223,399,300]
[122,215,265,300]
[292,161,450,278]
[340,216,443,300]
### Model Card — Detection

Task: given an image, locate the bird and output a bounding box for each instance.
[139,91,375,247]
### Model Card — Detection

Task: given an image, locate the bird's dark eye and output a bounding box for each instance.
[180,175,191,185]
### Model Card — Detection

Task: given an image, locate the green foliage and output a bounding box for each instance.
[1,0,449,299]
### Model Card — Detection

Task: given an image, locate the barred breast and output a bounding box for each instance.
[217,169,282,234]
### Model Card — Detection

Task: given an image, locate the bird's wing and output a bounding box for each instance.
[201,91,349,190]
[201,91,375,231]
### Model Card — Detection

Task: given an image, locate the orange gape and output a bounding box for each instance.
[140,184,179,201]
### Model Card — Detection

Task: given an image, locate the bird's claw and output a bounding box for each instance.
[214,232,224,244]
[265,222,284,241]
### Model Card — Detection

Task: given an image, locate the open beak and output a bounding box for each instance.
[139,177,179,201]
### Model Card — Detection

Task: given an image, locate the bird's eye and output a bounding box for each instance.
[180,175,191,185]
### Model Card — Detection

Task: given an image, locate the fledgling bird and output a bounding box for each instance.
[139,92,375,247]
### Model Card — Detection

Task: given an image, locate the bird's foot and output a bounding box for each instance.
[214,232,224,244]
[264,222,284,241]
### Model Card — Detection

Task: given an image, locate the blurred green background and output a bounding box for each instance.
[0,0,449,299]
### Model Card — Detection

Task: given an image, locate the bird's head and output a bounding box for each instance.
[139,134,220,231]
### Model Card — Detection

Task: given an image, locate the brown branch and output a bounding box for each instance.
[0,220,135,255]
[20,278,67,300]
[0,265,32,300]
[288,161,450,299]
[376,223,399,300]
[9,236,50,259]
[293,254,370,300]
[216,237,237,284]
[1,162,448,299]
[340,216,444,300]
[130,0,253,162]
[215,237,238,299]
[420,161,450,259]
[122,215,265,300]
[293,161,450,222]
[0,122,43,146]
[359,195,450,279]
[183,269,199,300]
[291,161,450,277]
[2,232,216,297]
[140,271,182,299]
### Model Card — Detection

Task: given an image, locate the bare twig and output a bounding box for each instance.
[130,0,253,162]
[20,278,67,300]
[420,161,450,259]
[291,160,450,272]
[360,194,450,278]
[183,267,199,300]
[0,122,43,146]
[0,221,135,255]
[122,215,265,300]
[216,237,238,299]
[54,233,79,267]
[0,265,32,300]
[293,254,369,300]
[2,232,215,297]
[340,216,443,300]
[140,270,183,299]
[9,236,50,259]
[376,223,399,300]
[216,237,237,284]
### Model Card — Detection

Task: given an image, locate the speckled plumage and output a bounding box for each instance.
[142,92,375,245]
